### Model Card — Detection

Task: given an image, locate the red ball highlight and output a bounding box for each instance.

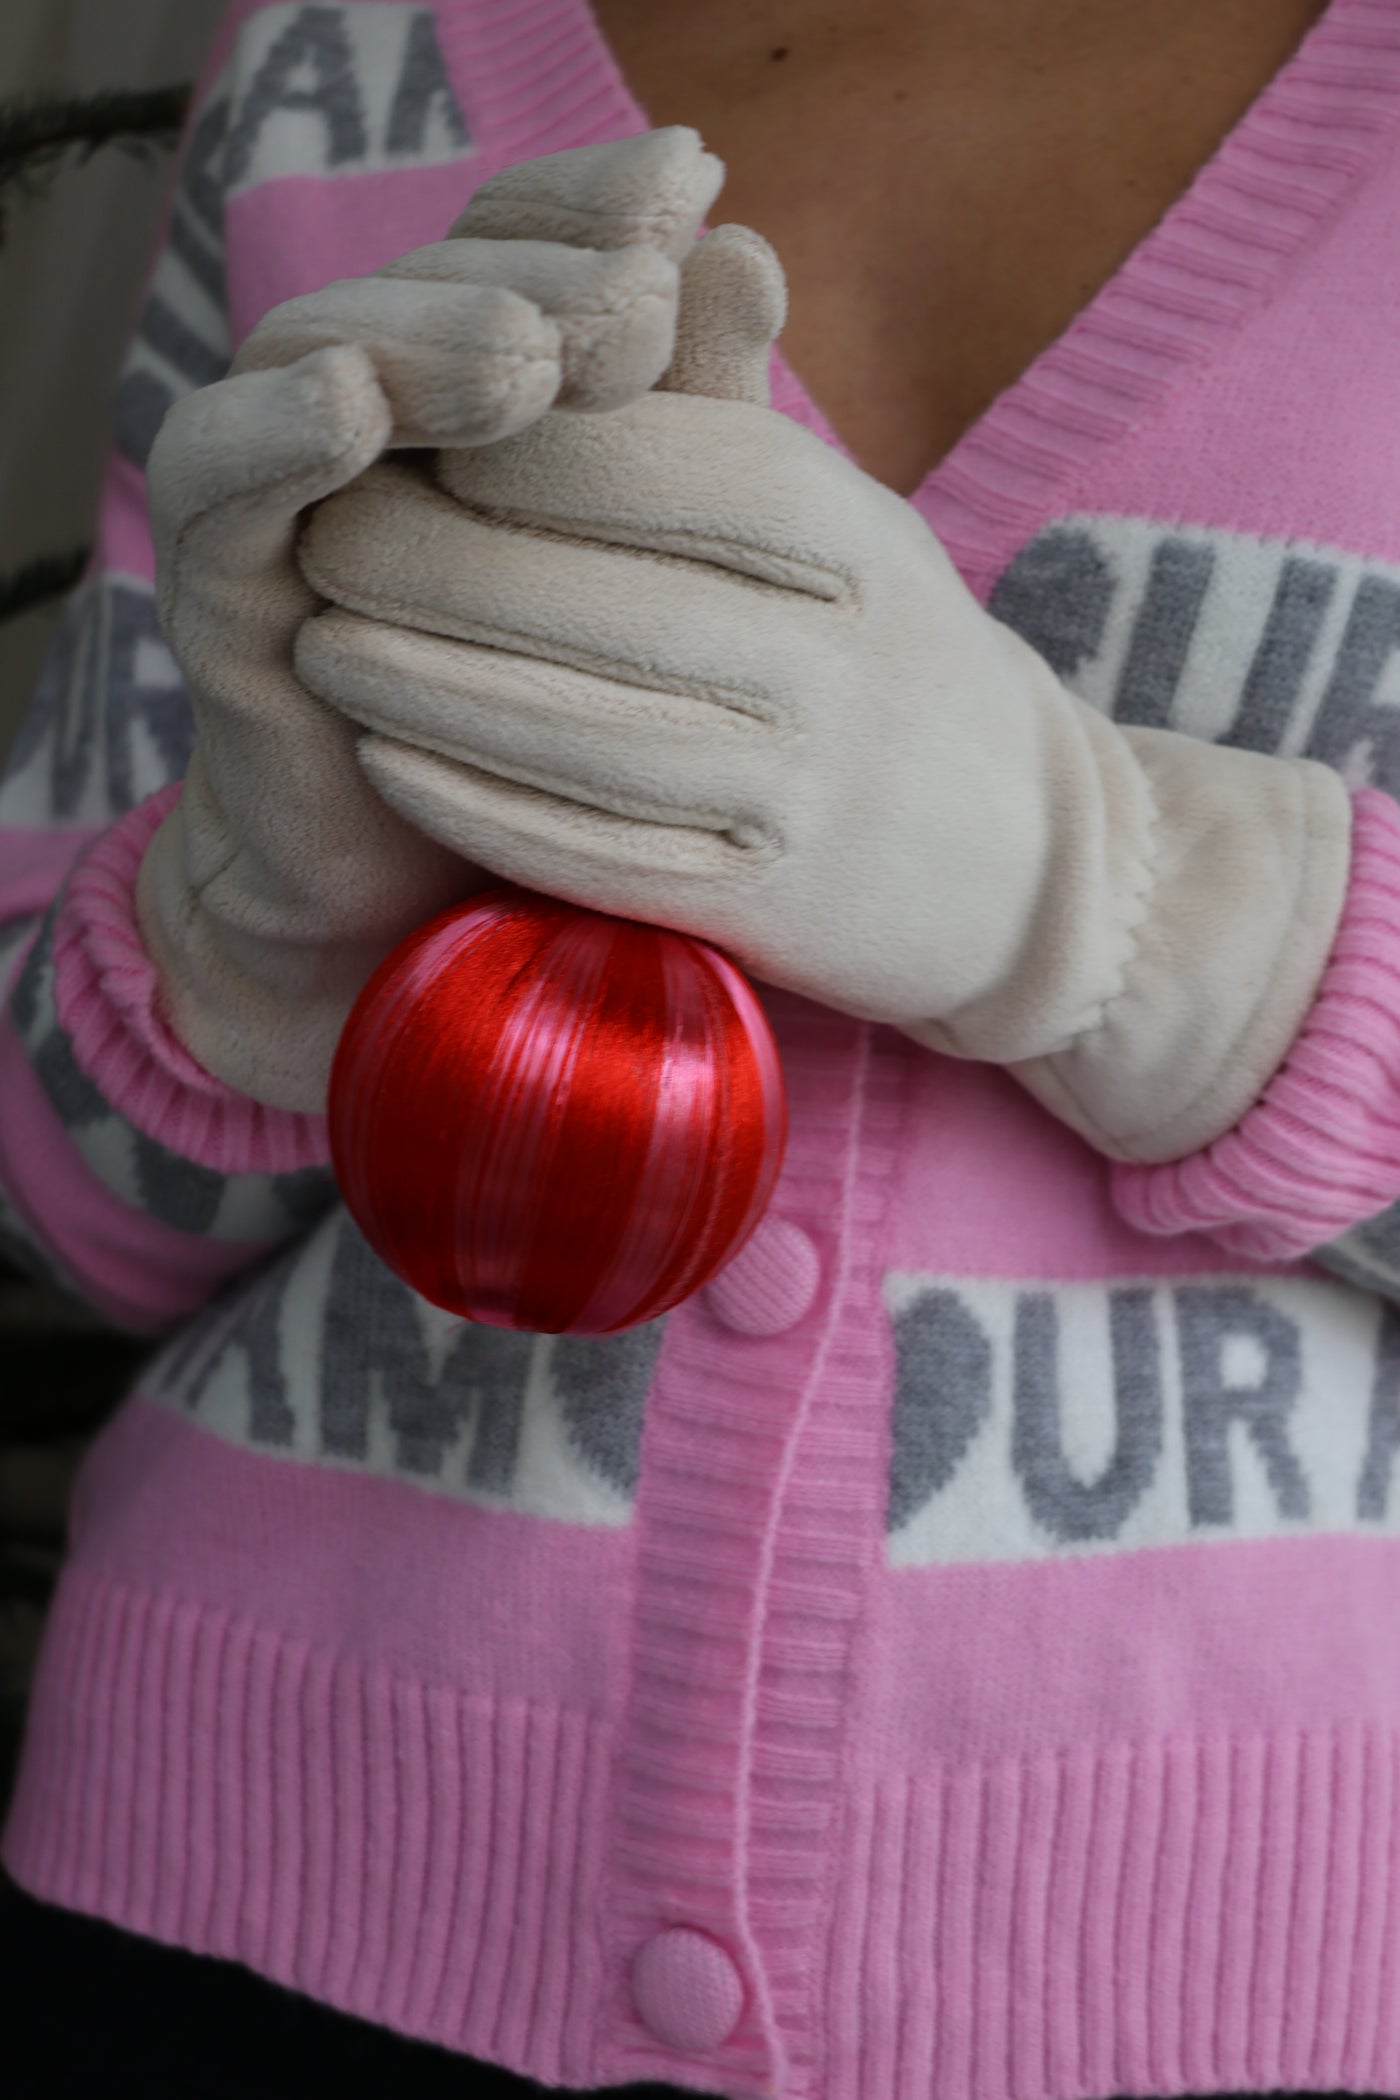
[328,889,787,1334]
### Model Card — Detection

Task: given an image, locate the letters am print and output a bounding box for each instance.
[219,3,469,198]
[144,1210,664,1524]
[884,1271,1400,1566]
[110,3,472,471]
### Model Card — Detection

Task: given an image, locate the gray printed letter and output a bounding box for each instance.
[226,4,368,186]
[321,1219,533,1481]
[1011,1289,1164,1542]
[987,527,1116,682]
[1305,574,1400,791]
[1177,1287,1309,1527]
[1358,1305,1400,1522]
[887,1289,993,1532]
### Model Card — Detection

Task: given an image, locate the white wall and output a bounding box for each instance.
[0,0,226,758]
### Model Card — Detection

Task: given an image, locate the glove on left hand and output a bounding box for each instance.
[133,129,719,1113]
[294,225,1351,1165]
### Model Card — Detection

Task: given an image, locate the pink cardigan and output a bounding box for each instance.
[6,3,1400,2094]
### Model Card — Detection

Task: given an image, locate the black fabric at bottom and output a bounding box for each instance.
[0,1866,1382,2100]
[0,1867,697,2100]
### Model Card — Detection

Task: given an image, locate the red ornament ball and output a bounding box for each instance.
[328,888,787,1334]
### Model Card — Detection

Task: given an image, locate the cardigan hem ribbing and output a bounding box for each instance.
[8,1558,1400,2100]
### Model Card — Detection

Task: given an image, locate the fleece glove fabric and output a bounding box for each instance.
[135,129,723,1113]
[294,211,1352,1166]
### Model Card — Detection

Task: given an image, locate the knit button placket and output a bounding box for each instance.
[701,1214,821,1335]
[598,1002,901,2093]
[631,1927,746,2053]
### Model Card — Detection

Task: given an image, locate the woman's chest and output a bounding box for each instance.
[591,0,1332,493]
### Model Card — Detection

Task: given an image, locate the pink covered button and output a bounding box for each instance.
[631,1927,745,2053]
[701,1215,820,1336]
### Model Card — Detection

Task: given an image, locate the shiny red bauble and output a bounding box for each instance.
[327,889,787,1334]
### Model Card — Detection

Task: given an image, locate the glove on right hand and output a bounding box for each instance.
[135,128,722,1114]
[294,229,1353,1169]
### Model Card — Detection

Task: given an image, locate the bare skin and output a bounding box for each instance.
[591,0,1332,493]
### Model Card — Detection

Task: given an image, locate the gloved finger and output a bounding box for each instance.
[149,344,392,583]
[450,127,723,261]
[356,735,746,908]
[294,608,778,835]
[659,223,787,405]
[373,238,679,412]
[239,241,680,425]
[297,461,821,707]
[231,276,562,447]
[435,392,904,594]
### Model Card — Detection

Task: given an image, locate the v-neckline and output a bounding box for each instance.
[448,0,1400,589]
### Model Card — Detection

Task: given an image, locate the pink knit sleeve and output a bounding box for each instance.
[0,38,343,1329]
[0,789,336,1328]
[1112,787,1400,1265]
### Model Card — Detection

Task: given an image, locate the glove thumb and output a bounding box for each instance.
[659,223,788,404]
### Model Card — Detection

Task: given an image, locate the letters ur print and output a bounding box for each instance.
[989,514,1400,785]
[884,1272,1400,1567]
[144,1215,1400,1561]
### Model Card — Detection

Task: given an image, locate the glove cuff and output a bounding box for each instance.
[134,752,397,1115]
[1110,785,1400,1257]
[1008,732,1354,1164]
[55,783,333,1166]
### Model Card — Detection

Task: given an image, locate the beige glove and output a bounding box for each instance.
[294,214,1352,1168]
[135,129,722,1114]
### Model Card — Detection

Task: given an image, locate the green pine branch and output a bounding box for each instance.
[0,85,190,244]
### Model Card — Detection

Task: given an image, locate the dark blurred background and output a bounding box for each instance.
[0,0,224,1820]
